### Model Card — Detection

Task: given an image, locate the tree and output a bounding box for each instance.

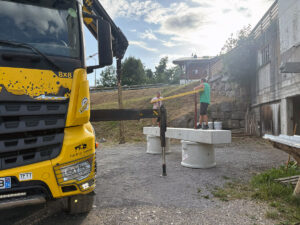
[221,25,256,87]
[168,66,181,84]
[154,57,181,84]
[154,57,168,83]
[145,69,154,84]
[121,57,146,85]
[220,25,252,54]
[100,66,117,87]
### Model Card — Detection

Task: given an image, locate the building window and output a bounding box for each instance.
[259,45,270,67]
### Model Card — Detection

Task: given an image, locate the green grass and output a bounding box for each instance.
[265,210,280,220]
[211,163,300,224]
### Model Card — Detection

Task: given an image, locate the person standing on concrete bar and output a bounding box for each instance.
[150,91,163,126]
[194,78,211,129]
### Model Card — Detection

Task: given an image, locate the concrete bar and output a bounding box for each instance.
[143,127,231,169]
[143,127,231,144]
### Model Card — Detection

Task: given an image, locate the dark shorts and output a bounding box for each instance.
[153,109,160,122]
[200,102,209,115]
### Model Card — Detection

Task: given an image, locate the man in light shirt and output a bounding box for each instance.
[150,91,163,126]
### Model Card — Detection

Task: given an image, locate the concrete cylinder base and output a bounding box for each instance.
[146,135,171,154]
[181,140,216,169]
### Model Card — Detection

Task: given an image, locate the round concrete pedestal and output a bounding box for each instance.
[146,135,171,154]
[181,140,216,168]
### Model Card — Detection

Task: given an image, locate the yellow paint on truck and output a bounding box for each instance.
[0,68,95,199]
[0,67,72,98]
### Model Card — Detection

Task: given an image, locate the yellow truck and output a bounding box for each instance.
[0,0,128,213]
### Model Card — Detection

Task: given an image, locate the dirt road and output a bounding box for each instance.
[2,137,288,225]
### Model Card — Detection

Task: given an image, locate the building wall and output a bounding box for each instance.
[210,59,223,77]
[249,1,300,136]
[278,0,300,135]
[179,79,200,85]
[179,62,210,84]
[252,20,281,106]
[279,0,300,53]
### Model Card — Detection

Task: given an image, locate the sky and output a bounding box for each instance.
[85,0,275,86]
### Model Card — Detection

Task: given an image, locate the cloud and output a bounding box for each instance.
[238,7,248,12]
[100,0,161,20]
[129,41,158,52]
[162,40,177,48]
[163,13,204,32]
[222,9,232,14]
[140,29,157,40]
[101,0,274,60]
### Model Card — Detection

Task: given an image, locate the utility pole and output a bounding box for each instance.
[117,58,125,144]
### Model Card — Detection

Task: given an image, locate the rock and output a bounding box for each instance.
[171,112,194,128]
[231,120,240,129]
[232,111,245,120]
[225,83,231,91]
[224,112,232,119]
[223,119,240,129]
[222,120,231,129]
[209,104,218,112]
[240,120,245,128]
[227,91,235,97]
[211,112,219,119]
[99,138,107,143]
[220,102,233,112]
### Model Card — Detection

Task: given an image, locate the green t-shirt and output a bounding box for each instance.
[199,83,210,104]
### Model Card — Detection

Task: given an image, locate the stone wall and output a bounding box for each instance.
[208,75,249,130]
[208,101,248,130]
[170,75,250,131]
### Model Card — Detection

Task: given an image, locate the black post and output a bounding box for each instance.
[160,105,167,176]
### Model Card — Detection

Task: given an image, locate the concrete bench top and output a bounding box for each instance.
[143,127,231,145]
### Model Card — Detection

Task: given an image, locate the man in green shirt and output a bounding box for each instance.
[194,78,211,129]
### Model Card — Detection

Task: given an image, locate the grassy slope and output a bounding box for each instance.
[91,83,232,144]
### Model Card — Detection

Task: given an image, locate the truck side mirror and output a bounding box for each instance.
[97,19,113,66]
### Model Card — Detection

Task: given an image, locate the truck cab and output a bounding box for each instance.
[0,0,128,213]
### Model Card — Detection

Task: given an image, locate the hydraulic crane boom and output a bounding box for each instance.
[82,0,128,60]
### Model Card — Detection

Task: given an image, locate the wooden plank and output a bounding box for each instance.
[294,178,300,196]
[276,175,300,181]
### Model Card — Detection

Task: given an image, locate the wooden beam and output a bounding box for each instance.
[117,58,125,144]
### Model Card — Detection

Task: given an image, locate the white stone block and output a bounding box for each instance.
[146,135,171,154]
[181,141,216,169]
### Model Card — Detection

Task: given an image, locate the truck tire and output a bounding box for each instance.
[67,191,95,214]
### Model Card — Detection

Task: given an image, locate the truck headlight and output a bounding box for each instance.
[60,160,91,182]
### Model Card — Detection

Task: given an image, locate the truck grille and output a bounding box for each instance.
[0,102,68,170]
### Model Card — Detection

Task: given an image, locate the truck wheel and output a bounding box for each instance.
[67,192,95,214]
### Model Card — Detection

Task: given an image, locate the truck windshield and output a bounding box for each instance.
[0,0,81,59]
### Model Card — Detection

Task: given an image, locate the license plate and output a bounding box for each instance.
[0,177,11,189]
[19,172,32,181]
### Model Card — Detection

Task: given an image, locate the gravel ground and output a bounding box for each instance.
[3,137,289,225]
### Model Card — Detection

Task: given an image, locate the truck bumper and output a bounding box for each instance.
[0,123,96,208]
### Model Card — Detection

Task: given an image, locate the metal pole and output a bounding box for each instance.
[160,105,167,176]
[117,58,125,144]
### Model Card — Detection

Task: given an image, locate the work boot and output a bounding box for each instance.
[196,124,202,129]
[202,125,209,130]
